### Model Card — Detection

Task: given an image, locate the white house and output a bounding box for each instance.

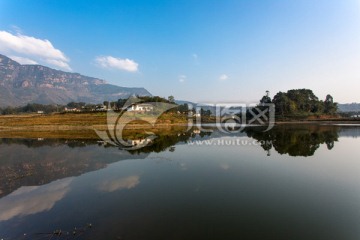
[95,106,107,111]
[130,138,152,146]
[188,112,201,117]
[64,107,80,112]
[128,103,154,112]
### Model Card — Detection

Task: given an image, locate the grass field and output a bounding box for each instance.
[0,112,189,139]
[1,112,359,139]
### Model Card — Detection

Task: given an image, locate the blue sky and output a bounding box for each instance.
[0,0,360,103]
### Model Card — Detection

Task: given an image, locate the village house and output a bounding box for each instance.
[64,107,81,112]
[128,103,154,112]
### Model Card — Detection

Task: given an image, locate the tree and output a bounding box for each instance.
[286,89,318,112]
[168,95,175,103]
[324,94,337,114]
[271,89,337,117]
[272,92,289,117]
[67,102,86,109]
[117,99,127,109]
[177,103,189,113]
[1,107,15,115]
[200,108,211,116]
[260,90,272,104]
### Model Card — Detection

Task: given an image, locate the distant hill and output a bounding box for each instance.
[175,100,217,114]
[0,54,151,107]
[338,103,360,112]
[175,100,196,106]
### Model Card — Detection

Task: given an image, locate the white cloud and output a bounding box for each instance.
[0,178,73,221]
[98,175,140,192]
[192,53,198,59]
[178,75,187,83]
[0,30,71,71]
[219,74,229,81]
[95,55,139,72]
[9,55,38,64]
[45,59,71,70]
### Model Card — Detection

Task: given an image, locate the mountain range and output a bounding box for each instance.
[338,103,360,112]
[0,54,151,107]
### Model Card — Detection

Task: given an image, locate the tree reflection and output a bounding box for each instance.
[244,125,339,156]
[1,125,357,199]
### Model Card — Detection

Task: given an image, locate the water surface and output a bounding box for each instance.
[1,125,360,240]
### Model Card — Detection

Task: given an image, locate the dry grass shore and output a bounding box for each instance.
[0,112,359,139]
[0,112,188,139]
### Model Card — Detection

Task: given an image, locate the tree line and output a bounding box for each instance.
[0,95,193,115]
[0,90,338,117]
[259,89,338,117]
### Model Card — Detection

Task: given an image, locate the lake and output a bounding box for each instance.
[1,124,360,240]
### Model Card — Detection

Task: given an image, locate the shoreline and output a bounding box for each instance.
[275,120,360,125]
[0,113,359,139]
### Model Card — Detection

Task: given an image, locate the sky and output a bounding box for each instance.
[0,0,360,103]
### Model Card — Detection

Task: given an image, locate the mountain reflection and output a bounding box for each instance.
[0,138,146,198]
[0,128,196,198]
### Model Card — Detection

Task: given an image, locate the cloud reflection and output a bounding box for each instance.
[0,178,73,221]
[98,175,140,192]
[220,163,230,170]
